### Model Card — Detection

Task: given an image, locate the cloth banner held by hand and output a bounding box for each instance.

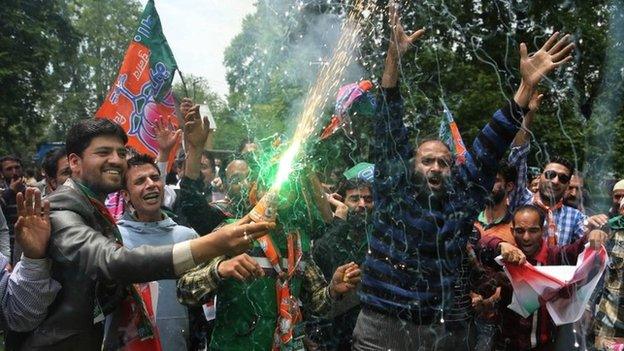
[496,244,608,326]
[320,80,375,140]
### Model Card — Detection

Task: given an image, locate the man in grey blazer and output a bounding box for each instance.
[18,118,273,350]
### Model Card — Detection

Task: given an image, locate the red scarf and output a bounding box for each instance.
[533,193,563,246]
[256,232,303,350]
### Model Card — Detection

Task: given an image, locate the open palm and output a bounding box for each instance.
[15,188,50,259]
[520,32,574,87]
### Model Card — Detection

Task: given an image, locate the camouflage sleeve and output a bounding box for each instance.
[177,256,226,306]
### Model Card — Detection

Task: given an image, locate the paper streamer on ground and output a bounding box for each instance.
[496,244,608,326]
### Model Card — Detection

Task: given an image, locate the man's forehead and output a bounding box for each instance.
[127,164,159,180]
[614,189,624,196]
[346,186,372,196]
[569,175,583,186]
[514,210,541,224]
[544,162,570,175]
[88,135,126,149]
[416,141,451,158]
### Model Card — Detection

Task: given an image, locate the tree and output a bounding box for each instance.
[173,74,245,151]
[44,0,143,142]
[0,0,79,157]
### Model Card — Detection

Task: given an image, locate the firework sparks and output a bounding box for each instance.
[272,0,373,191]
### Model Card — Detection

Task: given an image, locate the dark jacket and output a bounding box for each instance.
[19,179,176,350]
[359,87,524,324]
[478,235,587,350]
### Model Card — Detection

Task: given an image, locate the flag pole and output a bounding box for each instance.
[177,68,190,98]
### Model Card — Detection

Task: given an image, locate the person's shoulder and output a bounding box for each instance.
[172,224,200,241]
[563,205,585,218]
[47,180,92,217]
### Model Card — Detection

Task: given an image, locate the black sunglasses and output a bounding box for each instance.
[543,170,571,184]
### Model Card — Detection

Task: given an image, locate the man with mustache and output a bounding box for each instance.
[479,204,607,350]
[310,177,373,350]
[507,92,608,245]
[111,153,199,350]
[0,155,28,264]
[352,2,575,350]
[17,118,273,350]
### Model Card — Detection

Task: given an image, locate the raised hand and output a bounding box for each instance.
[387,1,425,59]
[15,188,50,259]
[329,262,361,298]
[179,97,193,117]
[520,32,574,88]
[154,115,182,158]
[383,1,425,87]
[184,104,211,150]
[326,193,349,220]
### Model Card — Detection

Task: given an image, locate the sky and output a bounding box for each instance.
[139,0,257,97]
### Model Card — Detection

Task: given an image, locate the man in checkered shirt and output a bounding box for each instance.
[507,112,608,245]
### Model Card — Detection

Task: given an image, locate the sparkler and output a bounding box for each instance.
[271,0,374,192]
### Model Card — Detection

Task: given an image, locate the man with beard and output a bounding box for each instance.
[1,155,28,264]
[563,172,588,212]
[609,179,624,218]
[507,93,607,245]
[40,148,71,197]
[352,3,576,350]
[309,177,373,350]
[509,150,607,246]
[17,118,274,350]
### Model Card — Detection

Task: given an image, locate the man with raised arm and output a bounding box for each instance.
[18,117,273,350]
[351,3,575,350]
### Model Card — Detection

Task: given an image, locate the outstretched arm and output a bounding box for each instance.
[373,2,424,193]
[508,92,543,210]
[460,32,575,204]
[2,189,60,332]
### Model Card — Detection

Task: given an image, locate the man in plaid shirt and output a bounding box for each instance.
[506,108,608,245]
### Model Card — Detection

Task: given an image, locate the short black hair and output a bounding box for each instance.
[0,155,22,168]
[512,204,546,228]
[124,154,160,188]
[498,161,518,184]
[127,154,159,173]
[42,148,67,178]
[66,119,128,157]
[336,178,372,198]
[543,156,575,177]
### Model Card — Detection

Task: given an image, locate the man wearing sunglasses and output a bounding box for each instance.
[507,99,608,246]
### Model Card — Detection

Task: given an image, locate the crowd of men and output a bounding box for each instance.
[0,4,623,351]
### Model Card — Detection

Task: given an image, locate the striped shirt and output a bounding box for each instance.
[507,143,586,245]
[359,87,523,323]
[0,254,61,332]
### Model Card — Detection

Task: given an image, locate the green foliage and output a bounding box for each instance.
[0,0,79,157]
[44,0,142,142]
[173,74,246,151]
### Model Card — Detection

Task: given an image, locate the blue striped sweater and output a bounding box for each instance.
[359,87,524,324]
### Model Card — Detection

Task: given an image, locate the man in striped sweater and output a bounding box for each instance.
[352,3,575,350]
